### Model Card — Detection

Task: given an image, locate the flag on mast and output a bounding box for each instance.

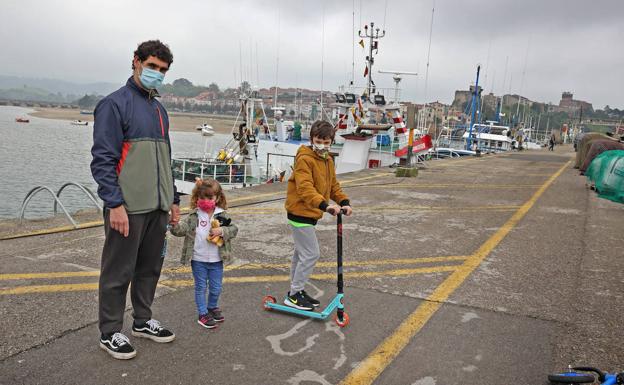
[363,65,368,77]
[358,39,365,48]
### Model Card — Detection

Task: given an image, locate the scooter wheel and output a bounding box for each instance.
[262,295,276,310]
[335,312,350,327]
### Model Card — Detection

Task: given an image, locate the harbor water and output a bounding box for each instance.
[0,106,231,219]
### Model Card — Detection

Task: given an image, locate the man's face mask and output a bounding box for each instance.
[139,66,165,90]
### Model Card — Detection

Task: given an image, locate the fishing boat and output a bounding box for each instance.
[70,120,89,126]
[15,117,29,123]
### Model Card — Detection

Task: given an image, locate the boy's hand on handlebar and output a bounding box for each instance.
[326,204,342,216]
[341,206,353,216]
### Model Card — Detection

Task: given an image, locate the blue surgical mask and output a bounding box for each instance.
[139,67,165,89]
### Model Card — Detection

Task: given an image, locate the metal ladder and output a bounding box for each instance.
[19,182,102,228]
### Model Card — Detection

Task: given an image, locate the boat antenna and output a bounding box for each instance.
[359,21,385,99]
[515,34,531,125]
[239,41,243,91]
[321,1,325,110]
[274,1,281,110]
[378,70,417,104]
[422,0,435,130]
[382,0,388,31]
[351,0,355,87]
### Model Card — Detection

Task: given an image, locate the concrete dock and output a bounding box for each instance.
[1,146,622,385]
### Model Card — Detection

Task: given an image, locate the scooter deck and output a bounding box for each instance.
[265,293,344,320]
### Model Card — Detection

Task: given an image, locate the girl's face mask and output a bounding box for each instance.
[197,198,216,212]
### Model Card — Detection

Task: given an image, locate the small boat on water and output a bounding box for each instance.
[196,123,215,136]
[15,117,30,123]
[71,120,89,126]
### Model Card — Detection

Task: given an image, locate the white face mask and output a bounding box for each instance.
[312,143,328,151]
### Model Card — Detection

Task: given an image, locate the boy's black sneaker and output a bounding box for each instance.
[99,332,136,360]
[208,308,224,322]
[301,290,320,307]
[131,319,175,343]
[284,291,314,311]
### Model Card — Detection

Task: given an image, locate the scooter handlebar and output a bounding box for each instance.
[326,207,347,216]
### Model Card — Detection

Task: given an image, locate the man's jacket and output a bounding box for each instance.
[91,77,179,214]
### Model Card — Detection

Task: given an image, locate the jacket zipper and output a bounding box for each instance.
[155,104,164,209]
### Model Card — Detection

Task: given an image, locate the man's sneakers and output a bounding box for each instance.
[131,319,176,343]
[198,313,218,329]
[284,290,315,311]
[300,290,320,308]
[208,308,225,323]
[100,332,136,360]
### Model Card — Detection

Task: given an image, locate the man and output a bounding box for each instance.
[91,40,180,360]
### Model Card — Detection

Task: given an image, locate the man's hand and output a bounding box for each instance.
[169,204,180,226]
[109,206,129,237]
[326,204,342,216]
[341,206,353,216]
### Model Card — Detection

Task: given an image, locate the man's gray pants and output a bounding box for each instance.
[99,209,168,335]
[290,225,320,294]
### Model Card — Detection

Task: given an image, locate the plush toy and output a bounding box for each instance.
[207,219,224,247]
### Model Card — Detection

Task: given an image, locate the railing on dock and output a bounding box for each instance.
[171,159,264,187]
[19,182,103,228]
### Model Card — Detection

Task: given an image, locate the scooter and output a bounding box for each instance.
[262,209,350,327]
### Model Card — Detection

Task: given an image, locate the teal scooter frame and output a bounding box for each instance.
[262,210,349,327]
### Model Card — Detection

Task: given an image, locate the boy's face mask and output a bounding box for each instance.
[312,142,330,159]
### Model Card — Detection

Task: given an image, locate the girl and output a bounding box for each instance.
[170,178,238,329]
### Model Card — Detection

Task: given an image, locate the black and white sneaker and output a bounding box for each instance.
[131,319,175,343]
[284,291,314,311]
[301,290,320,307]
[99,332,136,360]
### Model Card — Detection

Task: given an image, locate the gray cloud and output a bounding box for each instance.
[1,0,622,108]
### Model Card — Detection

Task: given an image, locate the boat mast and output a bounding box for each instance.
[359,22,385,99]
[466,65,481,151]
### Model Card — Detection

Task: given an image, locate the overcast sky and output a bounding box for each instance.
[1,0,622,108]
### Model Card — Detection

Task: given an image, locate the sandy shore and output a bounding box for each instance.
[29,107,238,134]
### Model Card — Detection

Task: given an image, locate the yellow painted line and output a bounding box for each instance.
[365,183,542,189]
[338,160,571,385]
[0,282,99,295]
[0,255,468,281]
[0,265,458,295]
[167,256,469,275]
[0,271,101,280]
[0,221,104,240]
[230,205,521,212]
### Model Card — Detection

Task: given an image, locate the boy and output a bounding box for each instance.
[284,120,353,311]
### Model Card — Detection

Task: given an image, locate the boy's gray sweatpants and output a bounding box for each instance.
[98,209,168,335]
[290,225,320,294]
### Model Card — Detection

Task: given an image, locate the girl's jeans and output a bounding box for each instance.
[191,260,223,315]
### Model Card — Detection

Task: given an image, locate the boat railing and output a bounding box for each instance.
[265,153,296,178]
[19,182,103,228]
[172,158,261,187]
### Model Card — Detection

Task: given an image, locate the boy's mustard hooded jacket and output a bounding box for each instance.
[285,145,350,225]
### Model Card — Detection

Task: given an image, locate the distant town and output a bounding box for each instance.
[1,76,623,135]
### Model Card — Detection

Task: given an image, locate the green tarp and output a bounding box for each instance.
[585,150,624,204]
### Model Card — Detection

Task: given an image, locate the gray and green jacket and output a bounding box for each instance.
[90,77,180,214]
[170,208,238,265]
